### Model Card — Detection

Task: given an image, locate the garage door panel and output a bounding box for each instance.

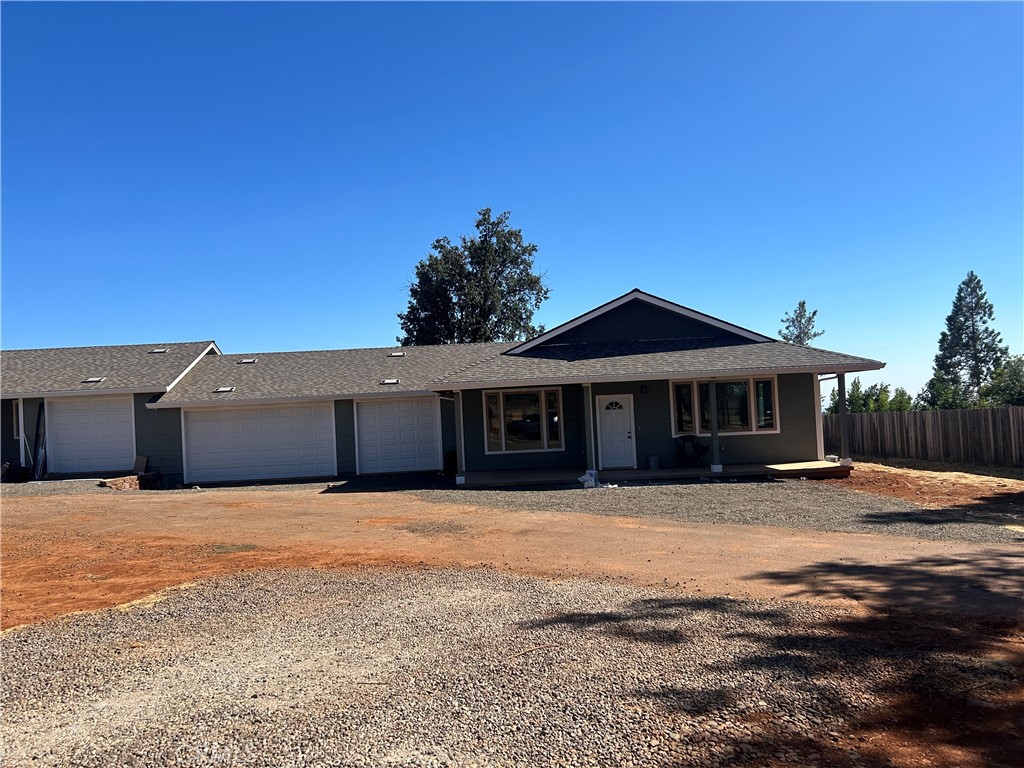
[357,397,441,474]
[185,402,336,483]
[47,395,136,474]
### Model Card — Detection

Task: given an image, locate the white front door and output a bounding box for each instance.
[597,395,636,469]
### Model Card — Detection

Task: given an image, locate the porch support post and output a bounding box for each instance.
[708,381,722,473]
[836,373,852,467]
[582,383,597,473]
[453,390,467,484]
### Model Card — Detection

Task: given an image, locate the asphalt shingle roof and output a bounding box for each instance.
[432,339,884,387]
[152,343,514,406]
[0,341,217,397]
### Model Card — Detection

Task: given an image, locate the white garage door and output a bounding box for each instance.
[47,395,136,474]
[185,403,336,483]
[357,397,441,474]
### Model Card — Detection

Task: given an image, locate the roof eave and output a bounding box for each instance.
[3,387,168,399]
[430,361,886,391]
[146,389,439,409]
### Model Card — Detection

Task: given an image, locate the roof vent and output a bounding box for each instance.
[82,377,106,383]
[238,358,258,364]
[213,386,236,393]
[380,378,400,385]
[149,348,168,354]
[388,351,406,357]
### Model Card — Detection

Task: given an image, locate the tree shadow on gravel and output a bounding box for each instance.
[522,552,1024,768]
[857,492,1024,536]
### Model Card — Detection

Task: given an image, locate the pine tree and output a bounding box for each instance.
[917,271,1008,408]
[779,300,824,346]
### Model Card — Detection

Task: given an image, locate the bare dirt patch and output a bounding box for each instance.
[832,459,1024,511]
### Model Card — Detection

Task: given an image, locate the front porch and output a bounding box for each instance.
[461,460,851,488]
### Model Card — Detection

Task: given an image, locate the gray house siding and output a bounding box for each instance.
[334,399,356,475]
[1,398,20,466]
[21,397,43,469]
[461,384,587,472]
[708,372,818,464]
[133,393,184,486]
[593,373,818,468]
[440,396,457,471]
[539,301,745,346]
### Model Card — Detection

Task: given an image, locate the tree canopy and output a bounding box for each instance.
[779,300,824,346]
[826,377,913,414]
[397,209,549,346]
[982,355,1024,407]
[916,271,1008,409]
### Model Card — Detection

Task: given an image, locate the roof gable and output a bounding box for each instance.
[0,341,220,397]
[507,290,772,354]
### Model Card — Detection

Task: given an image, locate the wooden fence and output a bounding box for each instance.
[822,407,1024,468]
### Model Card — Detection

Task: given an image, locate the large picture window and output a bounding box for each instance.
[484,388,564,453]
[671,377,779,437]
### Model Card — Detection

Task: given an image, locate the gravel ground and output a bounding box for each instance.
[3,475,1020,543]
[2,568,1010,768]
[412,480,1024,544]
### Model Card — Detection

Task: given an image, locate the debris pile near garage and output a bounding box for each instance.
[99,474,158,490]
[99,475,140,490]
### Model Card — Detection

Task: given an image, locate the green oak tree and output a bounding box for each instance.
[397,209,549,345]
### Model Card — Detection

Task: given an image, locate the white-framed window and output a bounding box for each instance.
[12,400,22,440]
[670,376,780,437]
[483,388,564,454]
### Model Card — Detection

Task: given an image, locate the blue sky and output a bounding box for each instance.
[3,2,1021,396]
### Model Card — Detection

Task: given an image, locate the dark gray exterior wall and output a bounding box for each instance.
[133,393,185,486]
[439,396,457,471]
[1,398,20,466]
[334,399,356,475]
[540,301,745,346]
[460,384,587,471]
[21,397,43,469]
[592,373,818,468]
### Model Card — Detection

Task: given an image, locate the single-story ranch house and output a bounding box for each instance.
[1,290,882,487]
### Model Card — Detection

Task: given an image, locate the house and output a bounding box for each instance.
[0,290,883,486]
[1,342,220,481]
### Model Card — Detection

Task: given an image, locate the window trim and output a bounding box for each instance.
[669,375,781,437]
[482,387,565,455]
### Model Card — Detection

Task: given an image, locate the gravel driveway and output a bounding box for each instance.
[3,568,1012,768]
[4,476,1020,543]
[412,480,1023,544]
